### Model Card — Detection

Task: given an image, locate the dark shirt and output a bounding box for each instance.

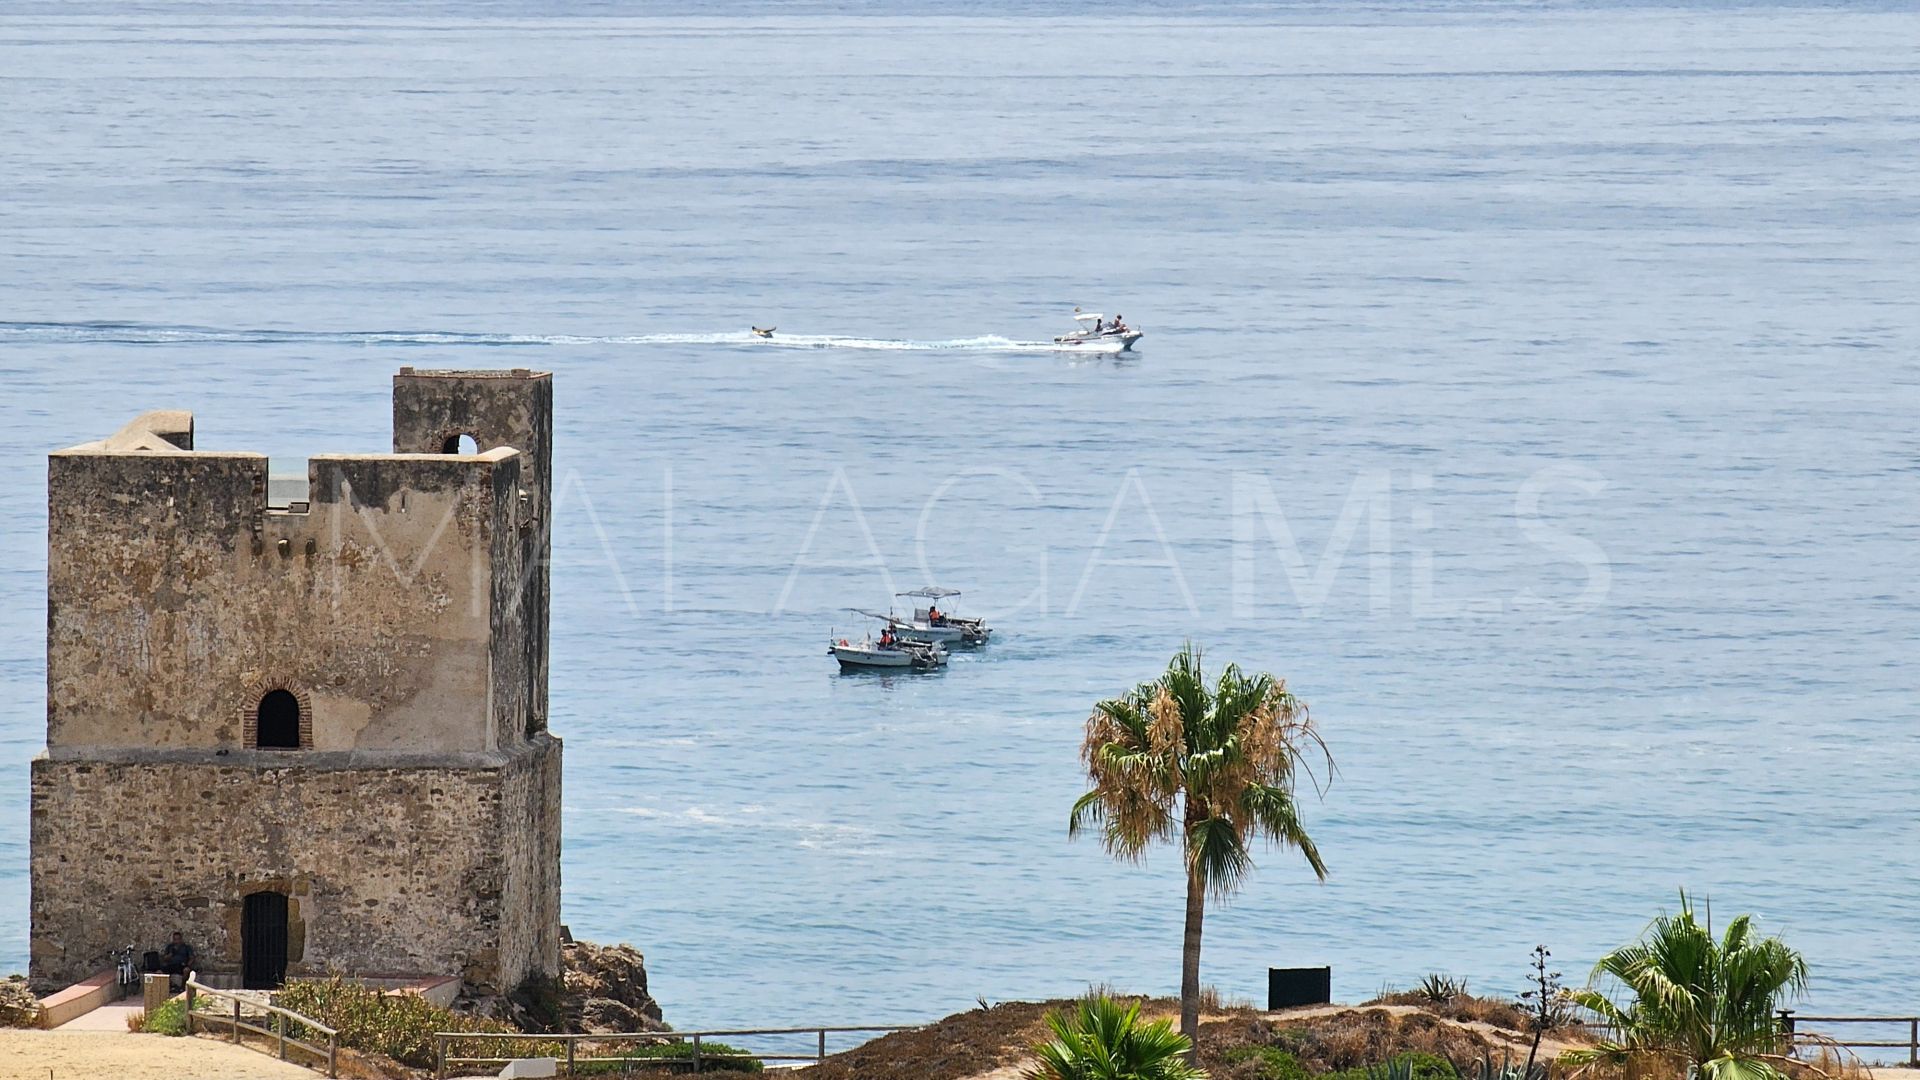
[163,942,192,967]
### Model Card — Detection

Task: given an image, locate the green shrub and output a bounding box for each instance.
[1321,1051,1460,1080]
[1392,1051,1459,1080]
[133,991,222,1035]
[139,997,190,1036]
[1226,1045,1312,1080]
[1028,996,1204,1080]
[276,977,546,1069]
[273,979,752,1074]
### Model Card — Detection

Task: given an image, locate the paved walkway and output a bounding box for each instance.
[0,1029,317,1079]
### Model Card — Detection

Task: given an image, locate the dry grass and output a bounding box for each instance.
[1201,985,1258,1012]
[791,998,1066,1080]
[1204,1008,1502,1075]
[1788,1042,1877,1080]
[1368,990,1534,1033]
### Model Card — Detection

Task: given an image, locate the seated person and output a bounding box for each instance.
[160,932,193,989]
[927,605,942,625]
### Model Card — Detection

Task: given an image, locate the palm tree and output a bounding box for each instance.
[1025,996,1207,1080]
[1563,892,1808,1080]
[1070,644,1329,1055]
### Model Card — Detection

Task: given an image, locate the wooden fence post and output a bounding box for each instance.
[1908,1017,1916,1067]
[692,1033,702,1073]
[819,1029,827,1063]
[566,1038,575,1075]
[232,997,241,1043]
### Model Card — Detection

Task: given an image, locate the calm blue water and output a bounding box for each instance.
[2,1,1918,1032]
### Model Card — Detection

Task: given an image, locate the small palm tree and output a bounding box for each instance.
[1071,644,1329,1055]
[1025,996,1207,1080]
[1563,892,1808,1080]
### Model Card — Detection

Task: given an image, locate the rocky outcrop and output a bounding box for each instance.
[560,937,666,1034]
[456,936,667,1036]
[0,976,40,1028]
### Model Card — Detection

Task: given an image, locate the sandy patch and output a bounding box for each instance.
[0,1029,320,1080]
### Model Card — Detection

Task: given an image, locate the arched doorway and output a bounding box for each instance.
[241,891,289,989]
[256,690,300,749]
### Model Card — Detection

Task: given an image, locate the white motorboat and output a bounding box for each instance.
[1054,309,1143,351]
[829,616,949,671]
[828,636,947,671]
[892,587,992,645]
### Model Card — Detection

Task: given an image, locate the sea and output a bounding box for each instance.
[1,0,1917,1034]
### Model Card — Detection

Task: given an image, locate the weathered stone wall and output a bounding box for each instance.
[28,736,561,992]
[497,734,563,986]
[393,370,552,739]
[46,445,526,753]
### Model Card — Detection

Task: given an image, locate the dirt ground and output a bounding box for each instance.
[0,1029,321,1080]
[793,997,1604,1080]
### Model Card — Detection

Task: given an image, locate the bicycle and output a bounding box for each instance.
[111,944,138,990]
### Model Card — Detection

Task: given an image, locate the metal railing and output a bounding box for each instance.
[1780,1012,1920,1067]
[184,976,339,1078]
[433,1024,921,1077]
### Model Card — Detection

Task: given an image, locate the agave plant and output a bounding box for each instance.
[1471,1053,1541,1080]
[1561,892,1807,1080]
[1416,973,1466,1004]
[1025,996,1207,1080]
[1366,1059,1420,1080]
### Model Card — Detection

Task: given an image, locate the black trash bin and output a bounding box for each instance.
[1268,966,1331,1009]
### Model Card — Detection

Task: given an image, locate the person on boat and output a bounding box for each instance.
[927,603,943,625]
[1092,317,1104,332]
[1110,315,1126,333]
[879,627,896,647]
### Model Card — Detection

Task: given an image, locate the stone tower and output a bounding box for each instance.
[29,368,561,993]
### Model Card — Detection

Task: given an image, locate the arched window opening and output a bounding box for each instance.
[256,689,301,749]
[441,433,480,454]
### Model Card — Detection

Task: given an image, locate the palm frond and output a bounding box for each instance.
[1187,815,1253,899]
[1241,782,1327,880]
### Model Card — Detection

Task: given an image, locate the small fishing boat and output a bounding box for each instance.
[1054,309,1143,351]
[751,326,776,338]
[828,633,947,671]
[892,587,992,645]
[829,613,949,671]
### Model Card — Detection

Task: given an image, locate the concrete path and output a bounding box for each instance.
[52,999,145,1031]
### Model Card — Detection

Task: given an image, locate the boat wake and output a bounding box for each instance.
[0,321,1129,354]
